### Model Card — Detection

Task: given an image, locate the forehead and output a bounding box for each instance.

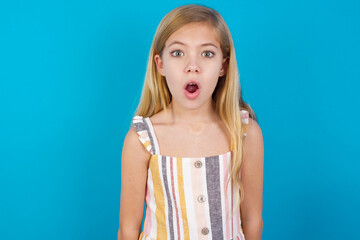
[165,22,221,48]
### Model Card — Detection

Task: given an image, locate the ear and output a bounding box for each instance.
[220,57,229,76]
[154,54,165,76]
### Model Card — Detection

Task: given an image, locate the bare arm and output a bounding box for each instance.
[117,126,151,240]
[240,118,264,240]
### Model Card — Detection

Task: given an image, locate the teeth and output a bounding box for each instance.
[188,83,197,85]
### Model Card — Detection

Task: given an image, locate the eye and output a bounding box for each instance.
[202,51,215,58]
[170,50,184,57]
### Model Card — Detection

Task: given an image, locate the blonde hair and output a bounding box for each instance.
[133,4,257,217]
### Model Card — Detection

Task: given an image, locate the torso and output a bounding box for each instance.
[149,109,231,158]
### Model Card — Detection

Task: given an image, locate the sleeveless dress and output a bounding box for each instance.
[131,110,250,240]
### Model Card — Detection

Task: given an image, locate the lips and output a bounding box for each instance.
[184,80,201,100]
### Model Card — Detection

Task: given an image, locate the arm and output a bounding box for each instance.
[240,118,264,240]
[117,126,151,240]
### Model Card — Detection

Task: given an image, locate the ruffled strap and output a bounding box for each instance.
[132,115,160,155]
[230,110,250,150]
[240,109,250,137]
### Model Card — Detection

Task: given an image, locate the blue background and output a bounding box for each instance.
[1,0,359,239]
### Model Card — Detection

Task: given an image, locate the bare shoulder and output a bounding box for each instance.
[148,109,167,124]
[122,125,151,169]
[245,118,264,144]
[242,117,264,175]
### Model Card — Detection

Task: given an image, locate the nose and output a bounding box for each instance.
[186,65,199,73]
[185,57,200,73]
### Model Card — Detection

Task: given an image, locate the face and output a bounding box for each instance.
[154,22,228,110]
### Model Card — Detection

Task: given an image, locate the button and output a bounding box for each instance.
[201,227,209,235]
[194,160,202,168]
[197,195,206,203]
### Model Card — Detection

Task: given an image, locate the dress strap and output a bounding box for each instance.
[240,109,250,137]
[132,115,160,155]
[230,110,250,151]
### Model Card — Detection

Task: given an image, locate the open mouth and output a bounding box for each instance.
[185,82,199,93]
[184,81,201,99]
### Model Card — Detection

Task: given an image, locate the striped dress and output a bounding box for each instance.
[131,110,250,240]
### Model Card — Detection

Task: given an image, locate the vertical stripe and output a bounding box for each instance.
[202,157,213,239]
[176,158,190,240]
[236,205,241,238]
[144,172,152,235]
[234,181,240,237]
[233,180,236,237]
[147,169,157,238]
[238,170,244,240]
[158,157,170,238]
[205,155,224,239]
[191,158,209,239]
[183,158,198,240]
[219,154,226,239]
[232,177,238,238]
[170,158,181,240]
[166,157,177,239]
[172,158,183,239]
[222,153,231,240]
[162,156,175,240]
[149,156,166,239]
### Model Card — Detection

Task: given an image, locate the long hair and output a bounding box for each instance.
[133,4,257,217]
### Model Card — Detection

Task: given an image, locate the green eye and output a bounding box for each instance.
[202,51,214,58]
[171,50,184,57]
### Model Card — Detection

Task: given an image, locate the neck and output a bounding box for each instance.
[165,98,219,124]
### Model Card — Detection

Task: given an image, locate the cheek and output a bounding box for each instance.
[163,74,180,95]
[203,61,222,76]
[163,61,181,84]
[163,60,181,72]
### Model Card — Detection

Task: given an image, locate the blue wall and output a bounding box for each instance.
[1,0,359,239]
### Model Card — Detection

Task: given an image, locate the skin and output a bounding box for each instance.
[240,118,264,240]
[118,22,264,240]
[154,22,227,124]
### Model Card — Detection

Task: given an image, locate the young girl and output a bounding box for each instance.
[118,4,264,240]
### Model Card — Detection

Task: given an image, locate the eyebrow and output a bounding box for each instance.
[167,40,218,49]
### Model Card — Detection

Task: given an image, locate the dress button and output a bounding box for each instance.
[194,160,203,168]
[201,227,209,235]
[197,195,206,203]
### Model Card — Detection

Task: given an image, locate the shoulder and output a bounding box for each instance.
[123,125,141,148]
[247,118,263,139]
[243,117,264,158]
[148,109,167,125]
[122,121,151,168]
[240,108,264,155]
[240,109,261,138]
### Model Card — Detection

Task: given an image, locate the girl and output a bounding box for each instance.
[118,4,263,240]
